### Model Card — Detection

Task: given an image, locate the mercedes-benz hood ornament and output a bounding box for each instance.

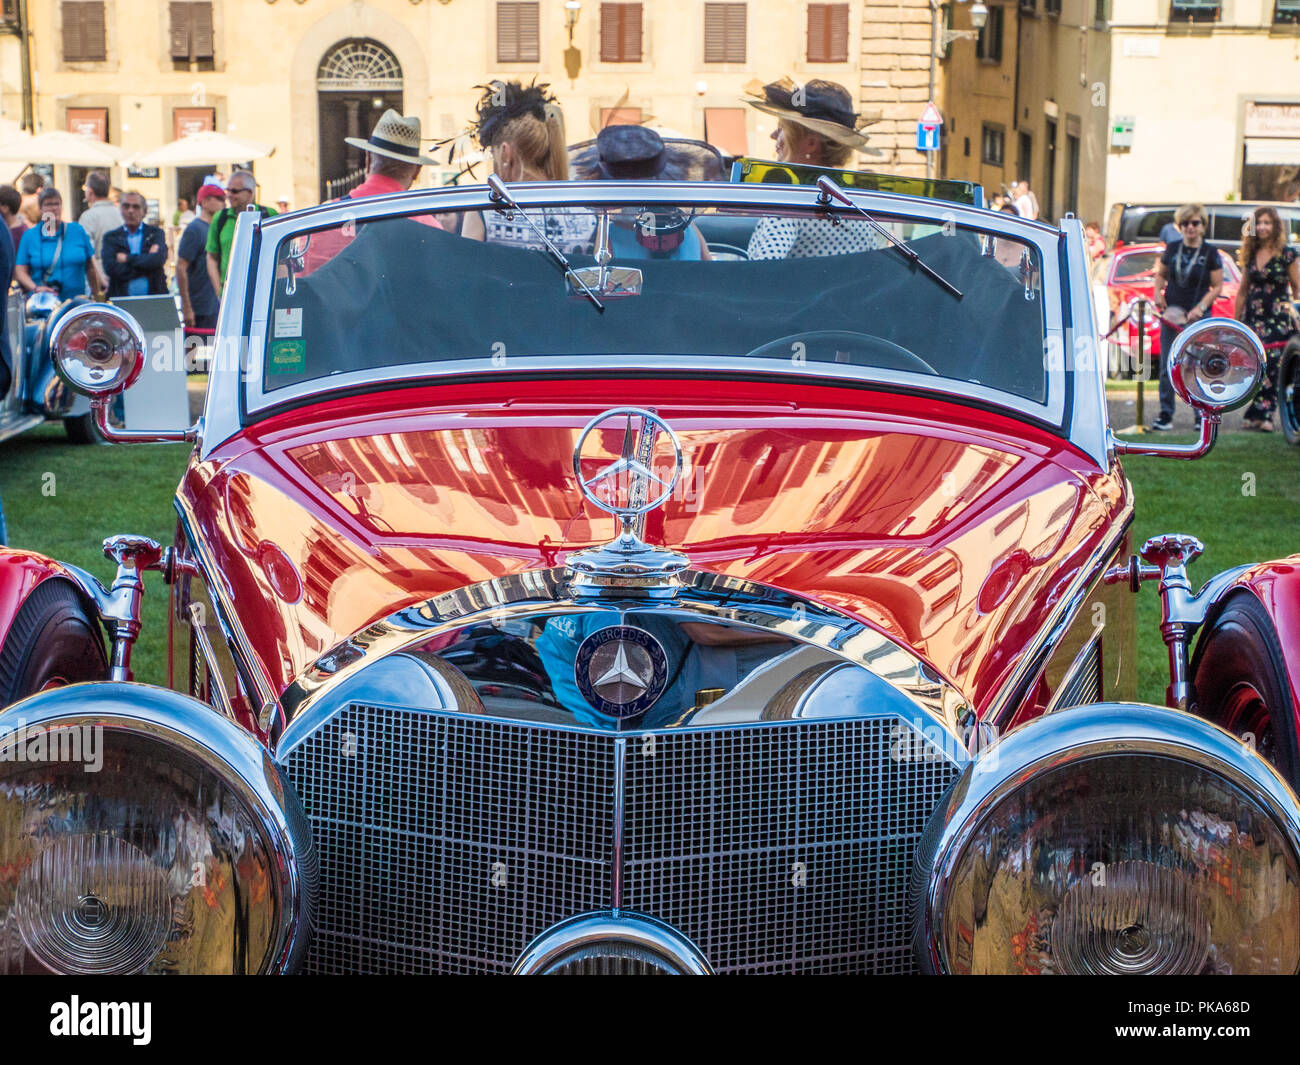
[566,407,690,597]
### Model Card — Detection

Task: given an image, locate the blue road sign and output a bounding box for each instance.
[916,123,940,152]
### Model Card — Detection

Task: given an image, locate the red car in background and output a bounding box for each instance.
[1096,241,1241,362]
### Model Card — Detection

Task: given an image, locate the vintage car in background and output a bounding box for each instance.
[1280,337,1300,446]
[0,289,97,445]
[0,176,1297,976]
[1093,242,1241,375]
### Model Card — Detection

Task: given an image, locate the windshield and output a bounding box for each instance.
[259,201,1050,406]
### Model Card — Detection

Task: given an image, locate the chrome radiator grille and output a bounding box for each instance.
[1054,640,1102,711]
[285,706,614,974]
[283,707,960,974]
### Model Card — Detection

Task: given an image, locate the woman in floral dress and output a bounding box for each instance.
[1235,206,1300,430]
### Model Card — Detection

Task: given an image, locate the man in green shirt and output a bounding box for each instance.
[205,170,277,295]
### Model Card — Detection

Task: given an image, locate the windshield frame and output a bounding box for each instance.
[222,181,1069,440]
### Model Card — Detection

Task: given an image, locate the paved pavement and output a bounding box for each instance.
[1106,387,1255,435]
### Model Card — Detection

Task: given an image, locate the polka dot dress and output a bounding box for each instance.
[747,217,888,260]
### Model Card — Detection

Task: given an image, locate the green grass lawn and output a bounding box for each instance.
[0,420,1294,705]
[0,424,191,686]
[1120,429,1300,700]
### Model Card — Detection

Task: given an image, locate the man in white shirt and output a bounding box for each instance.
[78,170,123,276]
[1014,181,1039,222]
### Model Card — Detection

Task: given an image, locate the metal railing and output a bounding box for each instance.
[323,166,365,203]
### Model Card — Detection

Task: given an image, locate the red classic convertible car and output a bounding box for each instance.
[0,177,1296,975]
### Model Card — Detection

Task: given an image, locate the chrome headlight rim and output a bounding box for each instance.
[512,912,714,975]
[1169,316,1266,414]
[0,682,313,974]
[916,702,1300,976]
[48,302,146,398]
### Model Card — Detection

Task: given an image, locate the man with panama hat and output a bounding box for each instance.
[299,109,443,276]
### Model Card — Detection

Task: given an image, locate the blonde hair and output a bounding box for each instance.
[1174,203,1206,227]
[496,103,569,180]
[778,118,853,169]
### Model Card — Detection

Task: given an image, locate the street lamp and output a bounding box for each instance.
[565,0,582,42]
[927,0,988,179]
[940,1,988,47]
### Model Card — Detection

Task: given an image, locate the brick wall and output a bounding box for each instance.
[861,0,936,175]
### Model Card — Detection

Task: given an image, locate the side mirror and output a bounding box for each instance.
[48,303,196,444]
[1112,317,1264,460]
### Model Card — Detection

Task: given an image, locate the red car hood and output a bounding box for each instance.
[179,378,1128,713]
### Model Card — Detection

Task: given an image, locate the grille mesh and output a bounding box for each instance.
[285,706,614,974]
[622,719,958,974]
[283,707,959,975]
[1053,640,1102,711]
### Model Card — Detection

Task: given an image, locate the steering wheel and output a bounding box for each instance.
[743,330,937,374]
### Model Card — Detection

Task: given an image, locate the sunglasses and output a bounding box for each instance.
[1181,219,1204,227]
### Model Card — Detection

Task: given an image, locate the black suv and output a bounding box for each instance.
[1105,201,1300,255]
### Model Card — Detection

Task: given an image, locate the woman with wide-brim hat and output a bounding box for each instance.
[745,76,879,169]
[742,77,887,260]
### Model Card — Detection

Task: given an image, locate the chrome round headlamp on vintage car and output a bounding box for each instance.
[912,703,1300,975]
[1169,318,1265,413]
[0,684,315,974]
[48,302,146,397]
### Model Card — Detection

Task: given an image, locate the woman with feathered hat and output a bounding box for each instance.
[458,81,597,250]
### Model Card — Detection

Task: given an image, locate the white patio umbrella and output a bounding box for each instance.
[0,129,126,166]
[129,130,274,169]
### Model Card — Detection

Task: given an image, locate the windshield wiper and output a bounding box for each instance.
[487,175,604,312]
[815,176,963,301]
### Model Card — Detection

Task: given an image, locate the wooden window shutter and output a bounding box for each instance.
[624,4,643,60]
[169,2,191,59]
[83,1,106,60]
[602,3,642,62]
[807,4,827,62]
[63,2,106,62]
[192,2,214,60]
[601,3,620,60]
[498,2,519,61]
[498,2,540,62]
[828,3,848,61]
[62,2,85,61]
[518,2,539,60]
[808,4,848,62]
[704,3,745,63]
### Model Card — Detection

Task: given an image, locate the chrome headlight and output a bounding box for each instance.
[49,303,145,397]
[1169,318,1265,413]
[0,684,314,974]
[913,704,1300,974]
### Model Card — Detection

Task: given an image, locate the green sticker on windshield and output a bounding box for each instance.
[268,339,306,374]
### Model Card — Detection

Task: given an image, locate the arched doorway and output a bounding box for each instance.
[317,38,403,201]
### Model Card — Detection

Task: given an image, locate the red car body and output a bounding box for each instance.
[174,376,1131,722]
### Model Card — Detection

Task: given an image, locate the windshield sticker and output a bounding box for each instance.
[274,307,304,338]
[268,339,307,374]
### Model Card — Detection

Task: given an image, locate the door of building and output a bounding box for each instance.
[316,39,404,203]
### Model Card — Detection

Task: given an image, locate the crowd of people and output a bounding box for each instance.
[1,73,1295,436]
